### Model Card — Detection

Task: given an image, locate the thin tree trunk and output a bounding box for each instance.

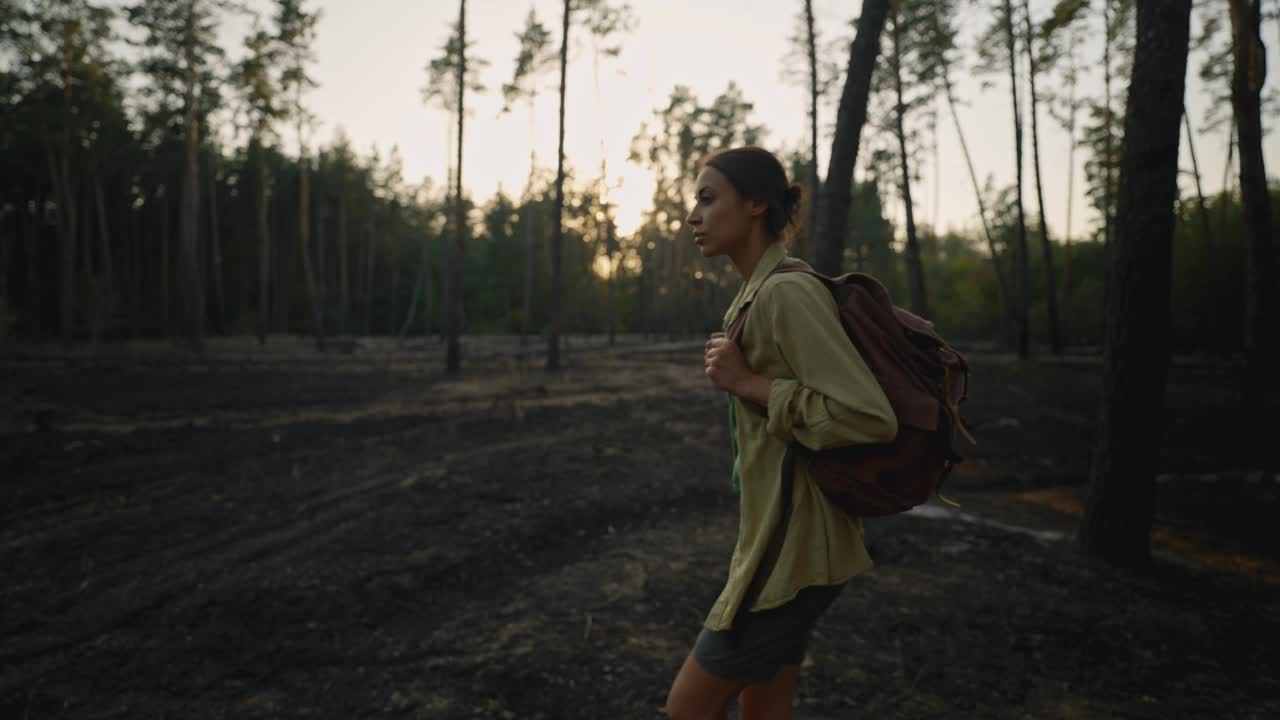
[1063,45,1078,295]
[337,193,349,336]
[21,196,40,335]
[317,199,328,334]
[387,203,400,334]
[607,239,617,346]
[81,171,107,344]
[1004,0,1030,358]
[1229,0,1277,455]
[519,189,535,345]
[1102,0,1115,249]
[93,171,117,338]
[131,199,142,337]
[439,129,453,344]
[1079,0,1191,567]
[520,90,539,347]
[273,183,290,335]
[180,53,203,351]
[803,0,820,263]
[814,0,890,277]
[207,154,225,334]
[891,6,928,318]
[547,0,570,371]
[299,158,324,348]
[447,0,467,372]
[944,74,1010,331]
[255,149,270,344]
[1023,0,1063,354]
[364,212,375,336]
[49,146,76,345]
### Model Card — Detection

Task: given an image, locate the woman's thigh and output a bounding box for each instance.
[738,663,801,720]
[665,651,745,720]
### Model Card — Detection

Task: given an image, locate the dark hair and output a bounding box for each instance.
[700,146,804,242]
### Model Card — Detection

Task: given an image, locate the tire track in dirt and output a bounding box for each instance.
[0,382,719,705]
[1,374,701,540]
[0,419,601,663]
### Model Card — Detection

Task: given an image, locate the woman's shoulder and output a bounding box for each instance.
[756,269,831,311]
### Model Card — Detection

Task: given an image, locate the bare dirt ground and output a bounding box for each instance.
[2,335,1278,719]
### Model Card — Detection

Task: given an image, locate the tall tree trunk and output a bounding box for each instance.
[1004,0,1031,358]
[274,185,291,335]
[447,0,467,372]
[943,73,1010,335]
[439,130,453,344]
[1023,0,1063,354]
[1079,0,1191,567]
[180,110,203,350]
[364,213,375,336]
[255,147,271,344]
[207,154,224,334]
[317,199,328,334]
[1062,42,1078,295]
[547,0,570,371]
[520,94,539,347]
[521,191,537,347]
[21,196,40,335]
[607,240,617,347]
[891,6,928,318]
[93,171,117,338]
[387,203,400,334]
[337,193,349,336]
[131,199,142,337]
[1102,0,1115,249]
[814,0,889,277]
[49,147,76,345]
[803,0,820,263]
[80,172,105,344]
[298,158,323,348]
[1229,0,1277,455]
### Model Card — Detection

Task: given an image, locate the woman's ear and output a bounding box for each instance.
[745,198,767,218]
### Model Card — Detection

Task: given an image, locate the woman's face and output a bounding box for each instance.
[686,166,761,258]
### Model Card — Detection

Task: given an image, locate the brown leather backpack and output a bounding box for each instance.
[727,258,973,517]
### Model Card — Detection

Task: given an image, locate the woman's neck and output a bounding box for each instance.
[728,228,774,283]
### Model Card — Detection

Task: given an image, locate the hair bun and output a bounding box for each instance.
[784,183,803,222]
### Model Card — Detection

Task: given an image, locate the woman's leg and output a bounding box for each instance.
[665,651,746,720]
[737,663,801,720]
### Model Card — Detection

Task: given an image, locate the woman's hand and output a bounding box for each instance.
[705,332,771,406]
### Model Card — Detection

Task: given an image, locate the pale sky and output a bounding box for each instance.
[224,0,1278,241]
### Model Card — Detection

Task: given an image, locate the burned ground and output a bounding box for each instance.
[2,336,1277,719]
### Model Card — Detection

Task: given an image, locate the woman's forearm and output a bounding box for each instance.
[733,373,772,407]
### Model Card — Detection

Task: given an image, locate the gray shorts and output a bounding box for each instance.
[693,582,846,685]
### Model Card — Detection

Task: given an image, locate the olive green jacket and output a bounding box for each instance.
[705,241,897,631]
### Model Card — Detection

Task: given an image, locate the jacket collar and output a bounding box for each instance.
[724,241,789,329]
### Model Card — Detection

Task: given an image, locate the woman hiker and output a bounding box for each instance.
[664,146,898,720]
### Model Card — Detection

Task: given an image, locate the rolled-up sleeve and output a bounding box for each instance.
[760,277,897,450]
